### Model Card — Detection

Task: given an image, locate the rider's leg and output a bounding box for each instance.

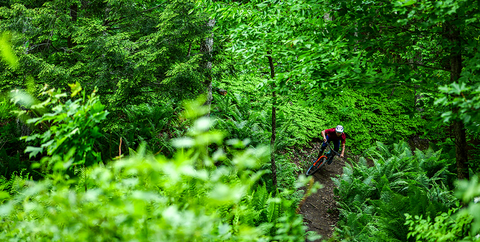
[328,140,340,164]
[333,140,340,153]
[318,135,330,157]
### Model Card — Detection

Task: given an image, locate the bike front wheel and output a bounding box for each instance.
[306,156,327,176]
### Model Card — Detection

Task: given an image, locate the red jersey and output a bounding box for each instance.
[325,128,346,145]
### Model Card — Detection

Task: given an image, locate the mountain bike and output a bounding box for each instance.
[305,142,341,176]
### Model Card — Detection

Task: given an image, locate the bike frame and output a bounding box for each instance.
[306,142,341,176]
[320,141,341,160]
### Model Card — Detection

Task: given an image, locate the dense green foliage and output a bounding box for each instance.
[0,0,211,101]
[1,0,480,241]
[0,0,218,163]
[404,174,480,241]
[13,84,107,176]
[405,207,474,241]
[214,76,433,155]
[333,141,457,241]
[0,97,320,241]
[0,97,26,177]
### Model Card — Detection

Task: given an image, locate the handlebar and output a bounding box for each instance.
[322,141,342,157]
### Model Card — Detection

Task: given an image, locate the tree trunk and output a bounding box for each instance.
[199,19,215,159]
[67,4,78,49]
[267,52,278,194]
[445,19,468,179]
[201,18,216,115]
[453,114,468,179]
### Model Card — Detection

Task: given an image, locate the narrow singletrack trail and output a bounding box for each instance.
[293,142,347,241]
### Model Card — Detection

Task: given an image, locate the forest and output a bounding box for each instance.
[0,0,480,241]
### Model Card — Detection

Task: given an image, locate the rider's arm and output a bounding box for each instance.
[341,143,345,158]
[321,130,327,142]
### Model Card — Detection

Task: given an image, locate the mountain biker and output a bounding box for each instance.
[318,125,346,164]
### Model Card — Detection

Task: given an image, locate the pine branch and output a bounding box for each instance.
[102,4,166,27]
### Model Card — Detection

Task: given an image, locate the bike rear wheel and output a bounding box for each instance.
[306,156,327,176]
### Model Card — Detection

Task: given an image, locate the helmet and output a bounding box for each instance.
[335,125,344,133]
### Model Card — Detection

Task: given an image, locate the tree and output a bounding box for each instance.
[322,0,480,179]
[0,0,214,107]
[202,0,355,192]
[0,0,220,158]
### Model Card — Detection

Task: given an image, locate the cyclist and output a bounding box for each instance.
[318,125,346,164]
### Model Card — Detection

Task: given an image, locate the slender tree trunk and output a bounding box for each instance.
[187,42,192,57]
[67,4,78,49]
[199,19,215,159]
[445,19,468,179]
[453,112,468,179]
[267,51,278,194]
[201,18,216,115]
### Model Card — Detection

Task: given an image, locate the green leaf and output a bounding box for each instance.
[0,191,10,200]
[452,82,463,95]
[172,137,195,148]
[9,89,35,108]
[0,32,18,68]
[68,82,82,97]
[469,204,480,233]
[434,97,448,105]
[25,146,43,158]
[0,202,13,216]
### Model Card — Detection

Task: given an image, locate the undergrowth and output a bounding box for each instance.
[0,95,322,241]
[214,76,430,156]
[332,141,458,241]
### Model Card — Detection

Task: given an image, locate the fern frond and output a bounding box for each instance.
[376,141,391,157]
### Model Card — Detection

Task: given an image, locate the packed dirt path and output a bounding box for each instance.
[292,142,348,241]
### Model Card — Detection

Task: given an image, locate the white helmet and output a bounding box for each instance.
[335,125,344,133]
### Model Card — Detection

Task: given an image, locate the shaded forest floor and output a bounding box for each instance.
[291,142,349,242]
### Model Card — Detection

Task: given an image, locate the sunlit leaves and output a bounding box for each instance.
[397,0,417,7]
[436,81,480,131]
[9,89,35,108]
[0,32,18,69]
[438,82,469,95]
[24,146,43,158]
[19,84,108,172]
[0,94,312,241]
[205,0,338,95]
[181,95,210,119]
[68,81,82,97]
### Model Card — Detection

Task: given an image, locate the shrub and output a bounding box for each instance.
[0,95,320,241]
[12,83,108,176]
[333,141,457,241]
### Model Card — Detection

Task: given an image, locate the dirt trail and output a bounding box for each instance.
[293,142,347,242]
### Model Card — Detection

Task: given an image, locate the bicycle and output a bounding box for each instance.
[305,142,341,176]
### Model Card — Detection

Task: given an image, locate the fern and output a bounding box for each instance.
[252,185,268,211]
[334,141,458,241]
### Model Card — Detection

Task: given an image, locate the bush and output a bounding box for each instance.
[0,95,320,241]
[333,141,457,241]
[12,83,108,176]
